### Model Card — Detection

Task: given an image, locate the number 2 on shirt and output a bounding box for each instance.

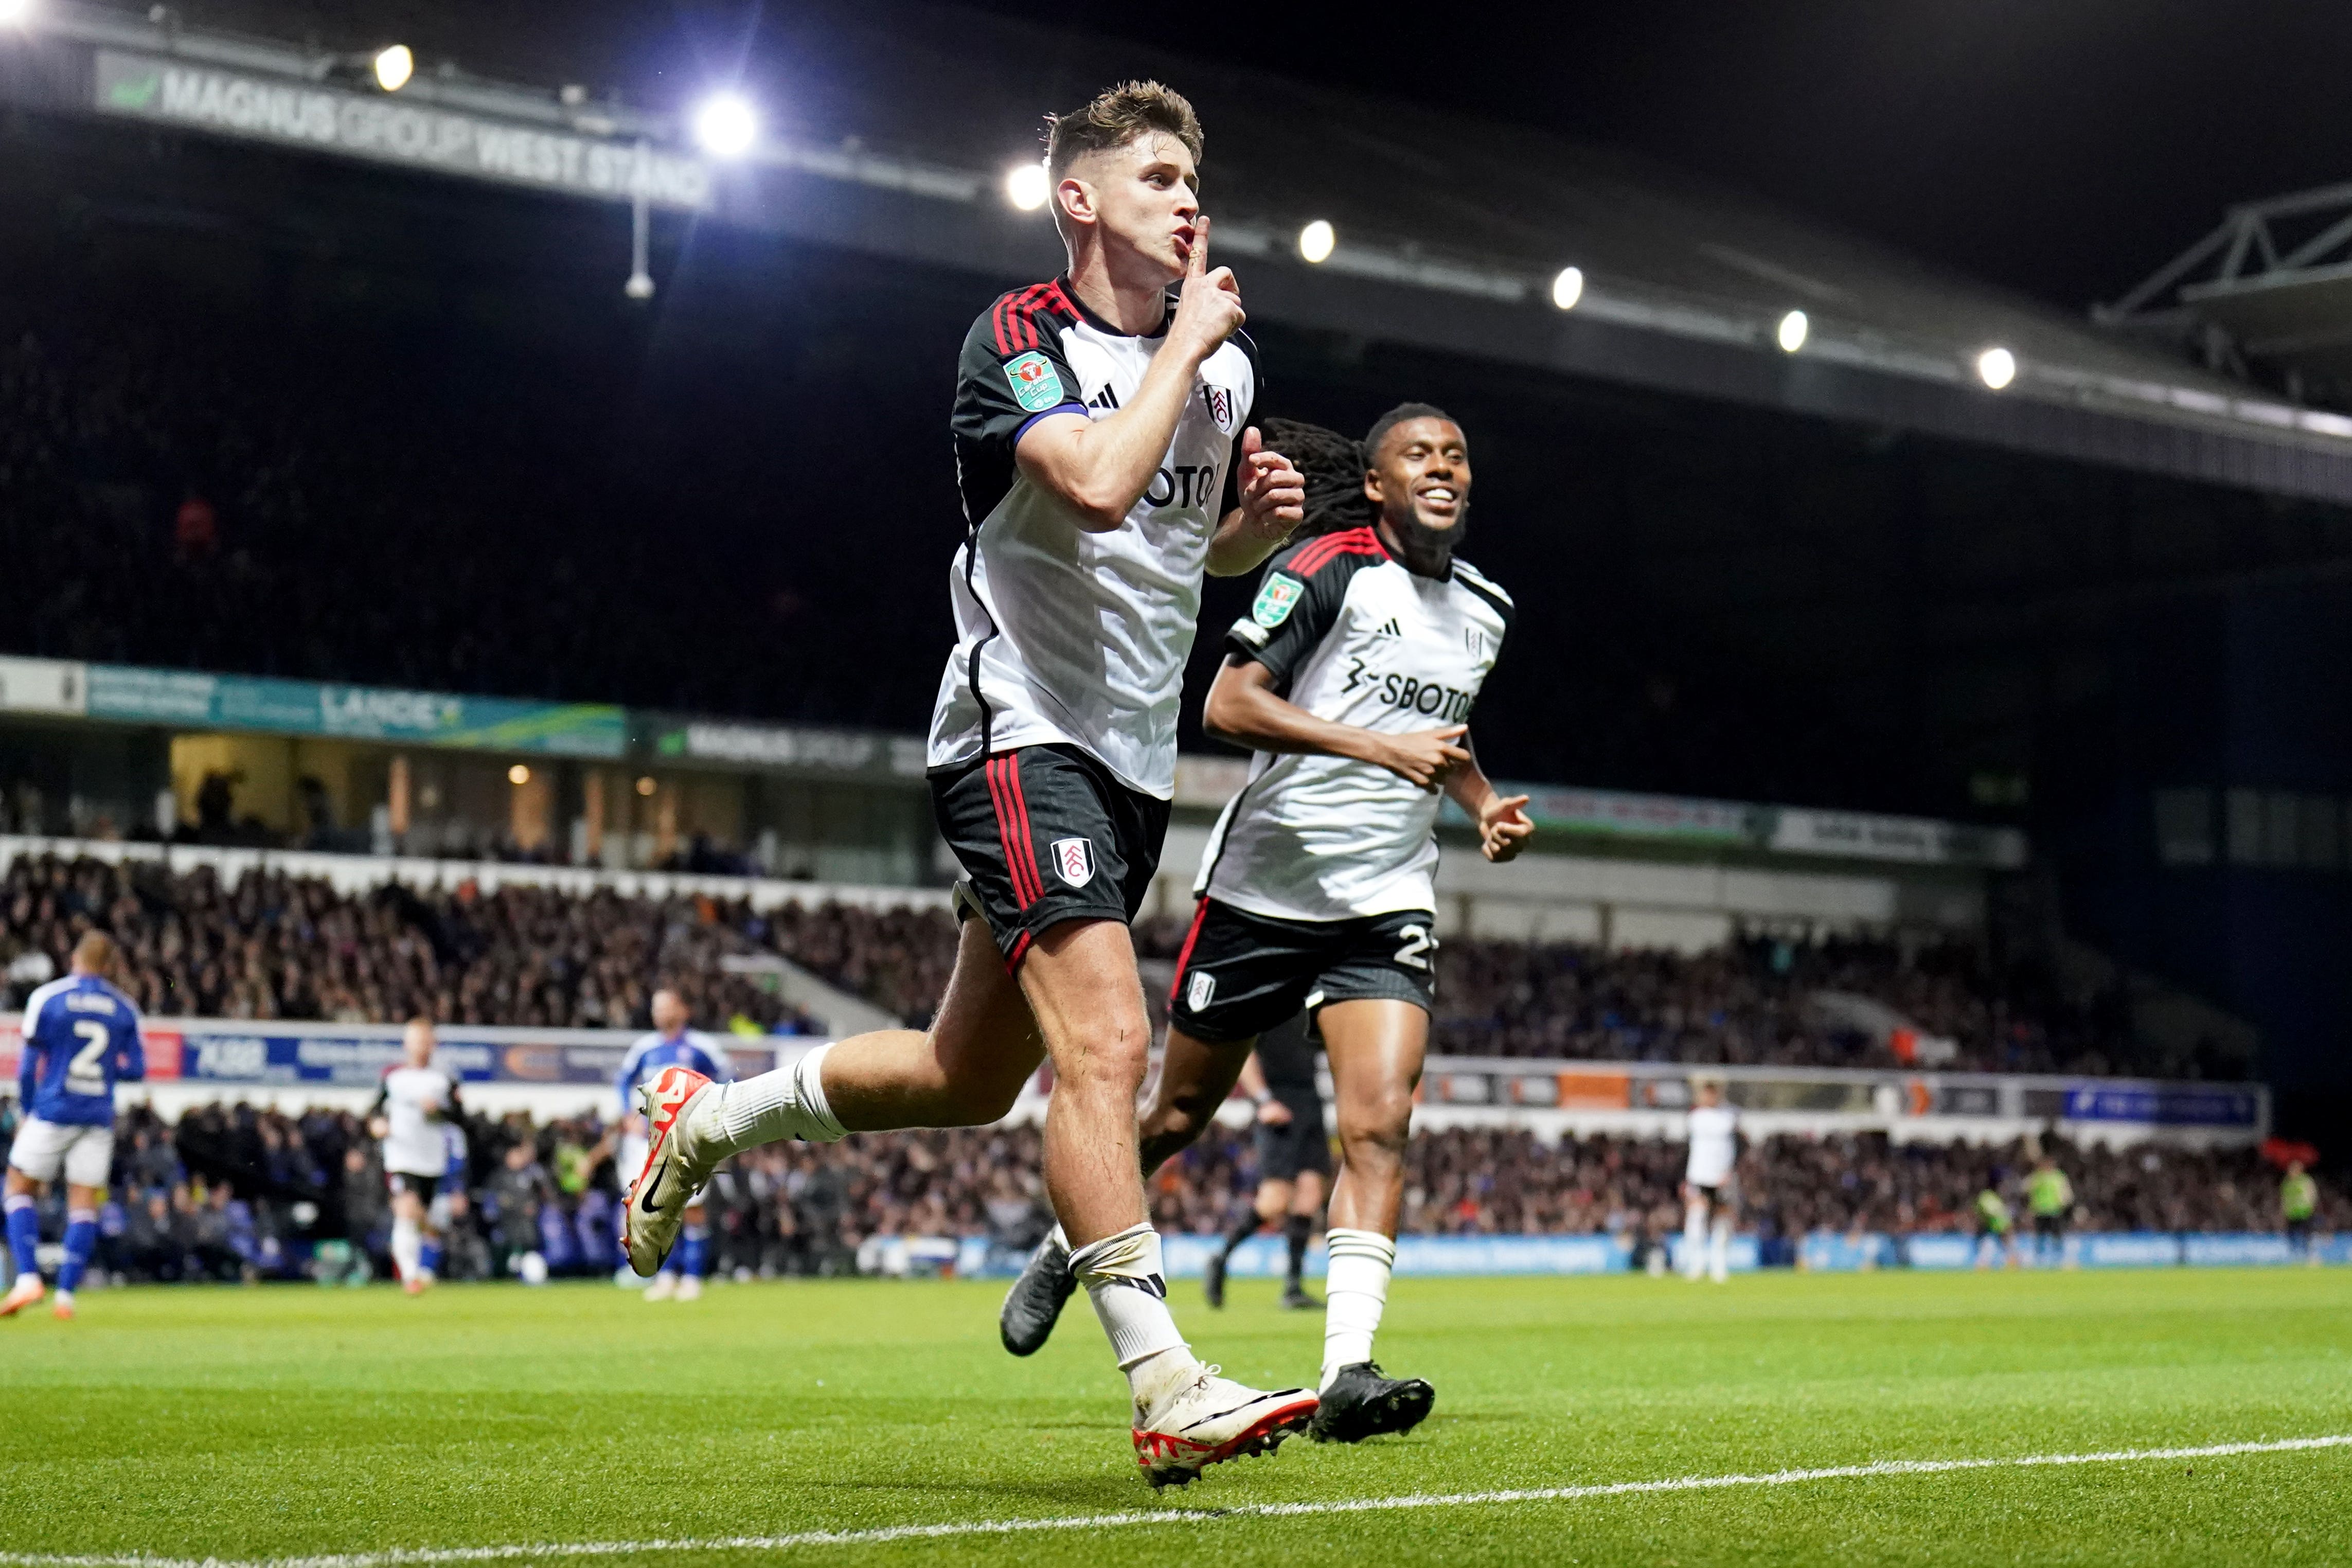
[65,1020,110,1094]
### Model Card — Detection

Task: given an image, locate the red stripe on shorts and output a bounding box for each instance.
[986,759,1038,907]
[1166,897,1213,1005]
[1001,755,1046,902]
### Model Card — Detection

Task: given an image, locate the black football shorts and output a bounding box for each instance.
[932,743,1170,967]
[1254,1088,1334,1183]
[1167,898,1437,1045]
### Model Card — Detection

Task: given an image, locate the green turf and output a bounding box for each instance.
[0,1268,2345,1565]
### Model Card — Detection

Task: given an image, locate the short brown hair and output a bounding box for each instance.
[1045,81,1203,180]
[71,931,119,978]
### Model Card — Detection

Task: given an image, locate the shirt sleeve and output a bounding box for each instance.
[116,1010,147,1084]
[1223,543,1355,694]
[950,305,1084,456]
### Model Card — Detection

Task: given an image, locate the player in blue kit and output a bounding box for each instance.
[614,990,732,1300]
[4,933,145,1320]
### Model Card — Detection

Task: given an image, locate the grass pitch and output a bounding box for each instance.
[0,1268,2346,1566]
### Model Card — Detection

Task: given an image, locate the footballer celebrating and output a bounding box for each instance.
[618,81,1312,1486]
[1001,408,1531,1445]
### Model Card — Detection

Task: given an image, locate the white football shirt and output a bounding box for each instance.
[929,276,1258,800]
[379,1064,457,1178]
[1198,530,1512,922]
[1684,1103,1740,1187]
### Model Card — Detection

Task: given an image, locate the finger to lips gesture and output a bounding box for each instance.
[1171,215,1245,359]
[1237,426,1305,536]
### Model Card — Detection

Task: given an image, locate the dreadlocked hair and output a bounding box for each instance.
[1259,418,1373,537]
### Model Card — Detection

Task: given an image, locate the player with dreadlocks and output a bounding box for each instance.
[1000,408,1532,1443]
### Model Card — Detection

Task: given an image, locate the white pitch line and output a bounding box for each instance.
[7,1433,2347,1568]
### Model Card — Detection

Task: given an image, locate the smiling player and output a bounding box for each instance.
[1000,408,1531,1445]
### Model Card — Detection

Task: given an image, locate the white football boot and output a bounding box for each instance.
[642,1272,679,1302]
[675,1274,704,1302]
[1,1274,45,1317]
[1131,1366,1317,1489]
[621,1065,720,1276]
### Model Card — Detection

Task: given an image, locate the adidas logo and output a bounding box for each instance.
[1371,618,1402,639]
[1088,385,1122,411]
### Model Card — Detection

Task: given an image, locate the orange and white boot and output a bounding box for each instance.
[1131,1367,1316,1489]
[49,1290,75,1321]
[0,1274,45,1318]
[621,1066,717,1277]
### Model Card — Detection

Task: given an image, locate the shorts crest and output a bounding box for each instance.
[1050,837,1095,887]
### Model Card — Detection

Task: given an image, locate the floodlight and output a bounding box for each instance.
[1777,310,1809,353]
[0,0,34,27]
[692,93,758,158]
[1005,161,1050,212]
[508,764,531,786]
[1976,346,2017,390]
[372,44,413,93]
[1297,219,1335,264]
[1551,266,1584,311]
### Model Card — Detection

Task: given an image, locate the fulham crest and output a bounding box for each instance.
[1050,837,1095,887]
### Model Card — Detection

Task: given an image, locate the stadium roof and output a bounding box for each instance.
[2100,181,2352,399]
[9,0,2352,501]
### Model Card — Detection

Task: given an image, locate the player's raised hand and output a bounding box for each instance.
[1236,426,1306,539]
[1256,1097,1294,1127]
[1167,215,1245,364]
[1478,792,1536,862]
[1370,723,1473,791]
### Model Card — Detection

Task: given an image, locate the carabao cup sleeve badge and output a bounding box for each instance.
[1252,573,1303,628]
[1004,351,1066,413]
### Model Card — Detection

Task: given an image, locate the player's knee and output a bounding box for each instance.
[1055,1019,1150,1096]
[1339,1089,1413,1156]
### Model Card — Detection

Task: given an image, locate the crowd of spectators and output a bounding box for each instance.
[0,851,2205,1077]
[9,1091,2338,1289]
[0,251,955,730]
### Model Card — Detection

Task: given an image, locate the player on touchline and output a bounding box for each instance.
[999,409,1533,1444]
[613,989,732,1300]
[1202,1013,1328,1314]
[1680,1076,1739,1283]
[3,933,144,1321]
[618,81,1312,1487]
[371,1017,461,1295]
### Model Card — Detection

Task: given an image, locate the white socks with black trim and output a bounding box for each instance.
[1068,1222,1198,1415]
[1321,1227,1396,1391]
[701,1043,846,1156]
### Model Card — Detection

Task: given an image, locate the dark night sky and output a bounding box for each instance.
[950,1,2352,313]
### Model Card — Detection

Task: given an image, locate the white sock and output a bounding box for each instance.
[1682,1202,1707,1278]
[1047,1222,1068,1254]
[1709,1218,1731,1281]
[703,1043,846,1155]
[390,1217,422,1284]
[1068,1223,1197,1414]
[1321,1228,1396,1390]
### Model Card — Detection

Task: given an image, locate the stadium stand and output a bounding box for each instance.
[34,1101,2344,1287]
[2,852,2181,1076]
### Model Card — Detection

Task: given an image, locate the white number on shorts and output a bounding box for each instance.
[66,1020,111,1094]
[1393,924,1436,970]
